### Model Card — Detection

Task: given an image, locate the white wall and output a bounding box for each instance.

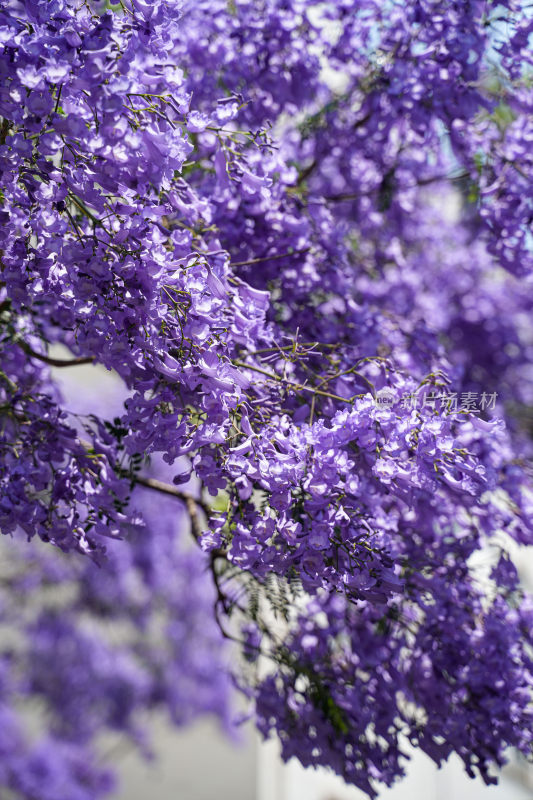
[116,717,256,800]
[257,738,533,800]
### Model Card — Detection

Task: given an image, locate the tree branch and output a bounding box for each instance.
[133,474,212,540]
[230,247,311,267]
[233,359,370,402]
[21,342,95,368]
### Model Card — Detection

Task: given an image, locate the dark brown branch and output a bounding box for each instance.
[230,247,311,267]
[0,118,10,146]
[133,475,213,543]
[324,170,470,203]
[21,342,95,368]
[296,158,318,186]
[134,475,233,636]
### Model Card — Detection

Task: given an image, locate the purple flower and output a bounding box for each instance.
[0,0,532,796]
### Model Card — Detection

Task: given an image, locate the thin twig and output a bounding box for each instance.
[233,360,359,403]
[231,247,311,267]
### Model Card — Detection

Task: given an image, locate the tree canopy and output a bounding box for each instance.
[0,1,532,797]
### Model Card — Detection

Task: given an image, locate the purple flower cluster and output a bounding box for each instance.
[0,0,532,796]
[0,482,232,798]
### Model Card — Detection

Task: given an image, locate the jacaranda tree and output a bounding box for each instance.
[0,0,532,797]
